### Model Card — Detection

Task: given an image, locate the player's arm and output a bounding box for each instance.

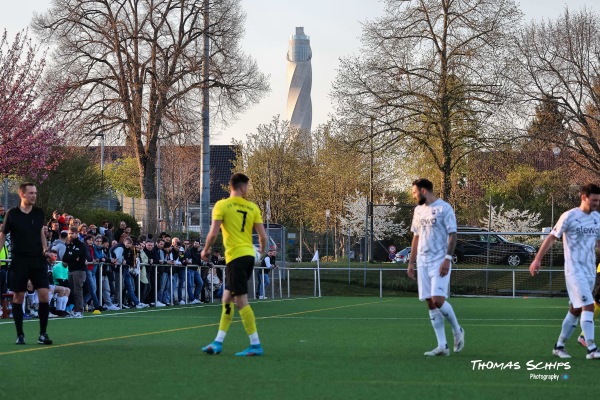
[41,226,48,254]
[407,234,419,280]
[254,223,267,254]
[529,234,558,276]
[201,220,222,261]
[439,232,457,277]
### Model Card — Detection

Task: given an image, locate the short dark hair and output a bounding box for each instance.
[60,231,69,240]
[581,183,600,197]
[18,182,35,194]
[412,178,434,192]
[229,173,250,190]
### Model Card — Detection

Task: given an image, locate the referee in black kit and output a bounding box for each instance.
[0,183,52,345]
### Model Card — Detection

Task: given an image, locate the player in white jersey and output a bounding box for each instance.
[530,183,600,360]
[407,178,464,356]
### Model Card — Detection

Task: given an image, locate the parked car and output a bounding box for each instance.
[453,226,536,267]
[394,247,411,263]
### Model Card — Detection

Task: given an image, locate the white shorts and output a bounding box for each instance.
[417,261,451,300]
[565,274,595,309]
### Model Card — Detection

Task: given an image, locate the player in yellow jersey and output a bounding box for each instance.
[578,263,600,347]
[200,173,267,356]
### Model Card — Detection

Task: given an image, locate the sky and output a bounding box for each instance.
[0,0,597,144]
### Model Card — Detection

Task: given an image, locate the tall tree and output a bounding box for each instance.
[104,157,142,198]
[514,7,600,178]
[233,116,307,227]
[33,148,103,214]
[33,0,269,233]
[526,95,566,153]
[159,144,201,230]
[235,116,386,258]
[0,30,65,178]
[338,190,407,240]
[332,0,522,201]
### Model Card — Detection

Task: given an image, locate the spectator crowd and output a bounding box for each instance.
[0,209,228,319]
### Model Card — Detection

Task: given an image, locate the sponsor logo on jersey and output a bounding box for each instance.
[575,226,600,235]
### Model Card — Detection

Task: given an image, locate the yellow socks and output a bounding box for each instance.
[218,302,234,333]
[239,305,257,335]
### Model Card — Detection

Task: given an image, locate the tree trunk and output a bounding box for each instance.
[139,145,158,236]
[442,157,452,202]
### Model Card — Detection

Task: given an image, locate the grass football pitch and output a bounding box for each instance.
[0,296,595,399]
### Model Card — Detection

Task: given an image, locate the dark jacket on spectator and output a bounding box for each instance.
[63,238,89,272]
[185,247,202,270]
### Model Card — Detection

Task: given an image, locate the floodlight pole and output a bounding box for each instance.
[199,1,211,240]
[369,117,374,263]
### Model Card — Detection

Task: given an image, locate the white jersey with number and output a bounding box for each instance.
[411,199,457,264]
[551,208,600,279]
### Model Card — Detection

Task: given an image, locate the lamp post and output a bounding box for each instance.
[369,117,374,263]
[325,209,330,261]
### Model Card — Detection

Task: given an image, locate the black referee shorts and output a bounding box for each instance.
[224,256,254,296]
[9,254,49,293]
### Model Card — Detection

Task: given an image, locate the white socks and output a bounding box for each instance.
[249,332,260,345]
[57,296,68,311]
[557,312,578,347]
[429,308,446,348]
[581,310,595,350]
[439,302,461,334]
[215,330,227,343]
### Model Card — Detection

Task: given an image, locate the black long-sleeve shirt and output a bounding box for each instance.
[63,238,90,271]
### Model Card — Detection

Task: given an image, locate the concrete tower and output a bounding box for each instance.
[286,27,312,146]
